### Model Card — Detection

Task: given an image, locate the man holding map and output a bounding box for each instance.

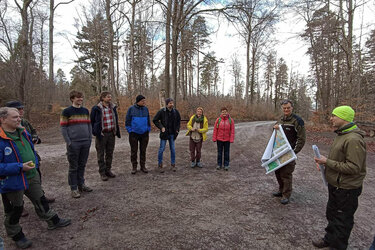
[272,99,306,204]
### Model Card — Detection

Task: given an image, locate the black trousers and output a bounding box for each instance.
[324,184,362,250]
[129,132,149,169]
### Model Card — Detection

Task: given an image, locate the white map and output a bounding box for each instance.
[261,126,297,174]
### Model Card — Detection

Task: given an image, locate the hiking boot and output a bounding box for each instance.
[71,190,80,198]
[15,236,32,249]
[158,163,164,173]
[100,174,108,181]
[48,218,72,230]
[78,184,93,192]
[131,166,137,174]
[272,191,282,197]
[171,164,176,172]
[191,161,196,168]
[216,165,222,170]
[312,238,329,248]
[45,196,56,203]
[21,209,29,217]
[140,167,148,173]
[105,170,116,178]
[196,161,202,168]
[280,198,289,205]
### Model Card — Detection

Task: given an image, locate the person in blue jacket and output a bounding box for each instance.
[0,107,71,249]
[125,95,151,174]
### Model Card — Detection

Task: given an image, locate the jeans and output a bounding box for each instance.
[158,134,175,165]
[217,140,230,167]
[67,140,91,190]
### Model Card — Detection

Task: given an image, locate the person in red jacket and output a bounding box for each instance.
[212,107,235,170]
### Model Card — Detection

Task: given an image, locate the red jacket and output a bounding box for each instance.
[212,114,235,143]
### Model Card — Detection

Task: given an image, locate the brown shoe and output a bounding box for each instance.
[105,170,116,178]
[158,163,164,173]
[171,164,176,172]
[312,238,329,248]
[21,209,29,217]
[100,174,108,181]
[140,167,148,173]
[45,196,56,203]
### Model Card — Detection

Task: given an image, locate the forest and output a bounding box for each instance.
[0,0,374,123]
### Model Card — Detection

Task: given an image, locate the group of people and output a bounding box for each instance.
[0,90,371,249]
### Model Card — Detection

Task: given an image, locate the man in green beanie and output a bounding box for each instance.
[313,105,367,250]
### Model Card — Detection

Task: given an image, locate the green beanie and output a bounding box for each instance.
[332,105,355,122]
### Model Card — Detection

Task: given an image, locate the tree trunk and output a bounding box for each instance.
[49,0,54,87]
[164,0,172,96]
[105,0,116,99]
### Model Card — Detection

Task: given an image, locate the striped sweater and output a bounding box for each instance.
[60,106,92,144]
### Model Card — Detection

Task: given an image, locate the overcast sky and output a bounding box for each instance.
[52,1,375,95]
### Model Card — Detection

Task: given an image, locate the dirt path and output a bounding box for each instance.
[1,121,374,249]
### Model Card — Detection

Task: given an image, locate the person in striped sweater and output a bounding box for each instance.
[60,90,93,198]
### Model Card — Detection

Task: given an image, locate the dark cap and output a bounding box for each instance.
[6,100,24,109]
[136,95,145,104]
[165,98,174,106]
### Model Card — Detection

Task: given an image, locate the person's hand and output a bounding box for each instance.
[273,124,280,130]
[314,156,327,165]
[161,127,165,133]
[23,161,35,172]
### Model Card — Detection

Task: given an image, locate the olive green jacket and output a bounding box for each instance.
[325,123,366,189]
[278,114,306,154]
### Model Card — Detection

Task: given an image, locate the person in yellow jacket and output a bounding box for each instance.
[186,107,208,168]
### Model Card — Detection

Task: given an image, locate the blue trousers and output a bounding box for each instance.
[158,135,175,165]
[217,141,230,167]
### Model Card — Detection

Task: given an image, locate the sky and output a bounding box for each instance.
[52,0,375,95]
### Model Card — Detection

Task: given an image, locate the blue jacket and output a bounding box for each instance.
[125,104,151,135]
[0,127,39,193]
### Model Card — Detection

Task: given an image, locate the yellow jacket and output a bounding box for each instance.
[185,115,208,141]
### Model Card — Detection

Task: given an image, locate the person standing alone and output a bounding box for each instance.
[91,92,121,181]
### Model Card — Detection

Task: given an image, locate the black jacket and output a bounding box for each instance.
[90,104,121,138]
[153,108,181,140]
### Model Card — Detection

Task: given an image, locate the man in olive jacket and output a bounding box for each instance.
[273,99,306,205]
[313,105,367,250]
